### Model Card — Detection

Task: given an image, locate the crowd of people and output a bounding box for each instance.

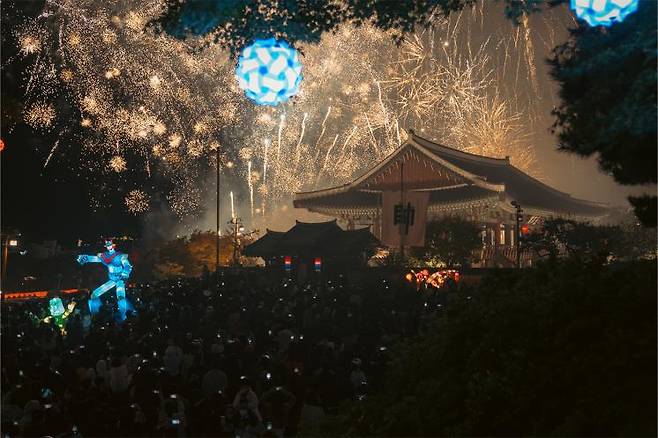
[1,268,453,437]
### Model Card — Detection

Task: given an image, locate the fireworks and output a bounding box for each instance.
[125,190,149,214]
[109,155,127,172]
[12,0,549,219]
[18,34,41,55]
[24,103,56,130]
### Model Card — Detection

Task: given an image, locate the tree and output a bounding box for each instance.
[153,260,186,279]
[547,0,657,226]
[413,216,481,267]
[523,218,656,261]
[154,0,476,54]
[336,259,657,436]
[187,231,218,275]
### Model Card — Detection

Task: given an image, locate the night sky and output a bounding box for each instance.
[1,0,643,244]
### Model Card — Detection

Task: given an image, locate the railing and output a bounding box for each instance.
[1,288,88,302]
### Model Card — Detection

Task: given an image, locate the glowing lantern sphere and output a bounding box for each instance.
[570,0,639,27]
[235,38,303,106]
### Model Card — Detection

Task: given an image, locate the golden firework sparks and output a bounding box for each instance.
[19,34,41,55]
[125,190,149,214]
[24,103,56,130]
[109,155,127,172]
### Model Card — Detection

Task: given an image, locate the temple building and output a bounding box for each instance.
[244,219,379,270]
[293,130,609,267]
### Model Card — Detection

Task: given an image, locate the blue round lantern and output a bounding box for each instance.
[570,0,639,27]
[235,38,303,106]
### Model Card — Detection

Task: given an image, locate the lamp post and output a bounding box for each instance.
[511,201,523,269]
[227,217,244,266]
[2,235,19,287]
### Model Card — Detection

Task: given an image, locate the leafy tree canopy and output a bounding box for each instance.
[547,0,657,226]
[153,0,476,54]
[335,258,657,436]
[523,218,657,261]
[412,216,481,267]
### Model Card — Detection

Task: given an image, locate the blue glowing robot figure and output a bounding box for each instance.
[77,239,133,319]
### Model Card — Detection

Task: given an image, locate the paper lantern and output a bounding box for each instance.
[570,0,639,27]
[236,38,303,106]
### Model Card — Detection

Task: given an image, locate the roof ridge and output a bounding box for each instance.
[410,131,510,166]
[293,219,338,225]
[506,164,609,207]
[410,131,608,210]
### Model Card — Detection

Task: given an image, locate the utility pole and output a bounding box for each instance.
[511,201,523,269]
[399,161,405,263]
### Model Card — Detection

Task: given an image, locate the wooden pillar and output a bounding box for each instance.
[373,213,382,239]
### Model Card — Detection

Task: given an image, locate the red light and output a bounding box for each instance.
[284,256,292,271]
[0,139,4,152]
[521,224,530,235]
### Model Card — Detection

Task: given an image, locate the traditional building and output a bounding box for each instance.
[244,220,379,270]
[293,130,608,267]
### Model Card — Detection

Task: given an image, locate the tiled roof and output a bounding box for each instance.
[244,221,379,257]
[294,132,608,219]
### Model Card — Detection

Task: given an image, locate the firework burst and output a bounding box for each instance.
[13,0,549,220]
[125,189,149,214]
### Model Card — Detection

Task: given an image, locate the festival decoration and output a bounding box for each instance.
[284,255,292,272]
[314,257,322,272]
[405,269,460,290]
[235,38,303,106]
[570,0,639,27]
[43,297,76,335]
[77,239,133,320]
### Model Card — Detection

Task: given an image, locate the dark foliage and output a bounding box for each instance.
[548,1,657,226]
[339,259,657,436]
[412,217,481,267]
[153,0,476,54]
[522,218,656,261]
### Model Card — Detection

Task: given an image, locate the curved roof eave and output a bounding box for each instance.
[296,137,504,202]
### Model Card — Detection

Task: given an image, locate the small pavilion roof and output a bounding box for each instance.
[243,229,285,257]
[244,220,379,258]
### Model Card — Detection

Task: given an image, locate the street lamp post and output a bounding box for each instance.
[511,201,523,269]
[2,235,19,287]
[228,217,244,266]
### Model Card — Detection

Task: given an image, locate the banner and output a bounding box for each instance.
[381,191,429,247]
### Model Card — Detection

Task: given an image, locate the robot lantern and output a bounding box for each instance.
[77,239,133,320]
